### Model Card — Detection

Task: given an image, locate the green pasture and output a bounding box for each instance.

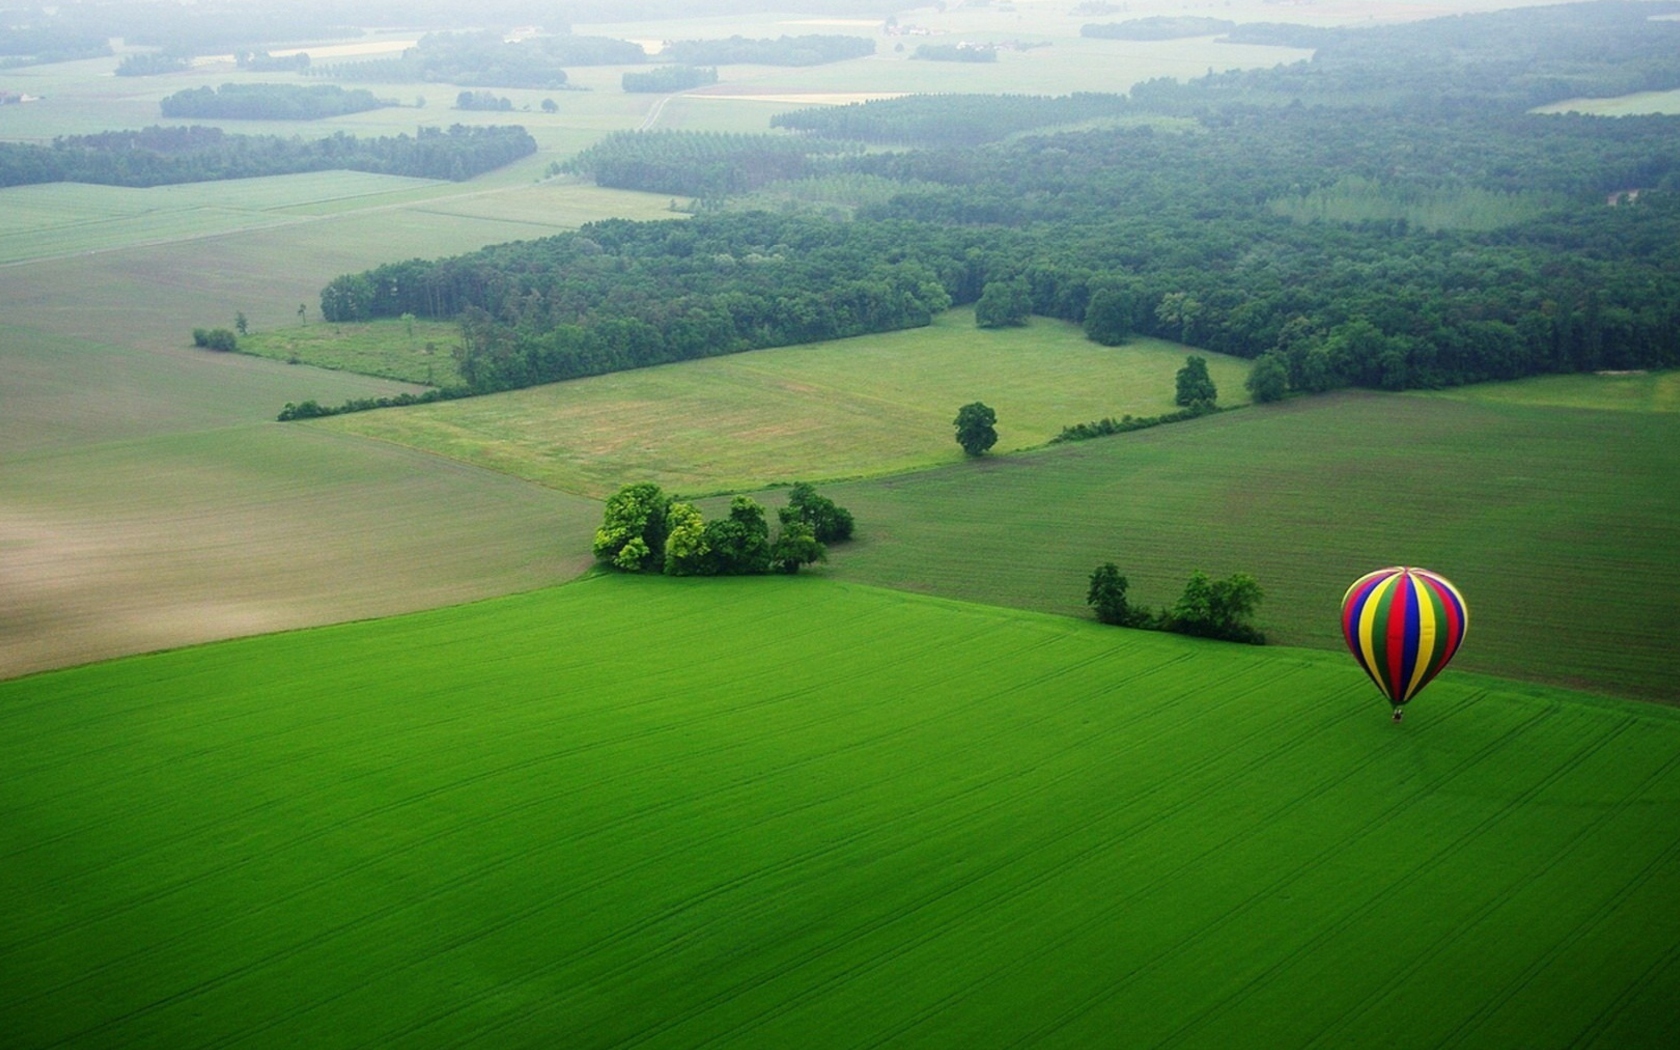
[0,423,597,680]
[3,576,1678,1048]
[812,389,1680,702]
[318,308,1250,497]
[1427,370,1680,414]
[238,318,466,386]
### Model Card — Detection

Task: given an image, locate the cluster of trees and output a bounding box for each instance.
[912,44,995,63]
[662,35,874,67]
[1088,565,1264,644]
[191,328,239,352]
[115,52,191,77]
[455,91,513,112]
[0,124,536,188]
[771,93,1133,147]
[565,131,854,198]
[159,84,388,120]
[593,482,851,576]
[622,65,717,93]
[310,30,644,89]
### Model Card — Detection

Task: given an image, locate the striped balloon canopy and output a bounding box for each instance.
[1340,567,1469,709]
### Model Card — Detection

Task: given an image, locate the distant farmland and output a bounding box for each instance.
[815,386,1680,702]
[320,308,1250,497]
[3,577,1677,1047]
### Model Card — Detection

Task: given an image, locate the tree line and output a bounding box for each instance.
[0,124,536,188]
[159,84,390,121]
[622,66,717,93]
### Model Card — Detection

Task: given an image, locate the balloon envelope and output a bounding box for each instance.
[1340,567,1468,706]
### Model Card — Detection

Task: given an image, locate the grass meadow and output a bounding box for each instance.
[3,575,1678,1048]
[319,308,1250,497]
[238,317,466,385]
[807,387,1680,703]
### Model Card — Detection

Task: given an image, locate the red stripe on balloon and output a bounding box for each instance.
[1385,574,1410,702]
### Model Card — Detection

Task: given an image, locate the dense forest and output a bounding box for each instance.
[159,84,389,120]
[310,2,1680,408]
[566,131,857,198]
[661,35,874,67]
[0,124,535,187]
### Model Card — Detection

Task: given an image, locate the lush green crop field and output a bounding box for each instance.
[319,308,1250,497]
[3,576,1678,1048]
[813,389,1680,702]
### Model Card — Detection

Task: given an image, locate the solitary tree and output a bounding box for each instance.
[234,311,248,336]
[1082,287,1132,346]
[1087,563,1147,627]
[1174,355,1218,407]
[953,401,998,456]
[1245,353,1289,403]
[974,278,1031,328]
[541,98,558,113]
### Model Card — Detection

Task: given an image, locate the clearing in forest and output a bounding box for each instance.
[318,308,1249,497]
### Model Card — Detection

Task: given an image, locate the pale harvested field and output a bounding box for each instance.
[0,426,597,680]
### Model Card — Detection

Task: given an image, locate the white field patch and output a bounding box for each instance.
[195,39,418,65]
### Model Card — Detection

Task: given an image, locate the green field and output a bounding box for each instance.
[319,308,1250,497]
[809,388,1680,702]
[1428,370,1680,413]
[4,576,1678,1048]
[238,317,467,385]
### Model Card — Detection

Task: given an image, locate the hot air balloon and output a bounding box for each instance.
[1340,567,1468,722]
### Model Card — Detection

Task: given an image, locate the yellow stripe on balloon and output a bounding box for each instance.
[1403,575,1438,702]
[1358,573,1396,694]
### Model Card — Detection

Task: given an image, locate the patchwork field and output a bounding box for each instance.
[319,308,1250,497]
[4,576,1678,1048]
[811,387,1680,703]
